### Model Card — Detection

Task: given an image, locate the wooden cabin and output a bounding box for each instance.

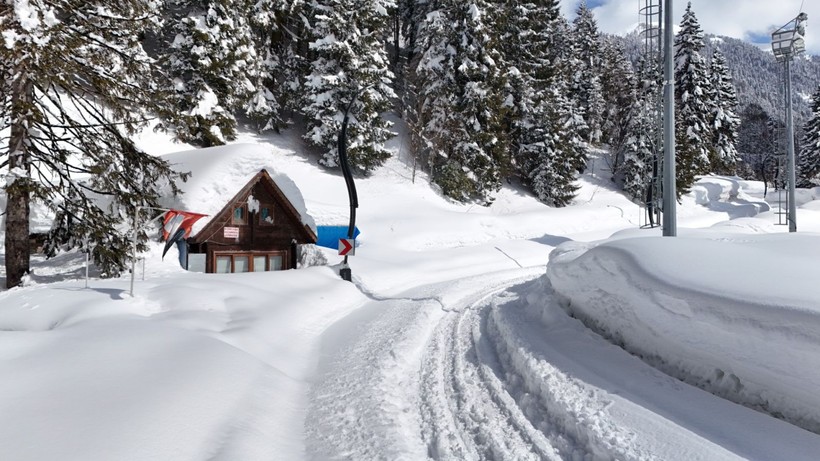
[186,169,317,273]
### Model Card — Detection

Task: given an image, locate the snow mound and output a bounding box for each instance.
[546,232,820,434]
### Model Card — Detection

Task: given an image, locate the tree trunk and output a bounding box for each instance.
[4,73,33,289]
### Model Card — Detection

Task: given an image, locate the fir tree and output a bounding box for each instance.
[673,2,713,195]
[709,47,740,174]
[519,86,586,207]
[599,39,637,171]
[0,0,186,288]
[413,0,508,202]
[505,0,586,206]
[570,1,605,145]
[622,57,661,202]
[798,85,820,187]
[497,0,561,169]
[738,103,781,194]
[245,0,307,133]
[398,0,433,65]
[303,0,396,174]
[161,0,258,146]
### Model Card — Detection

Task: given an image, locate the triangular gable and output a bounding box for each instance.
[190,169,317,244]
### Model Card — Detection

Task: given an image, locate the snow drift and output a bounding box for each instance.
[547,231,820,433]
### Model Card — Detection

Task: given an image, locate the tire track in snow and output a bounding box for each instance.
[419,276,564,461]
[486,290,644,461]
[308,268,622,461]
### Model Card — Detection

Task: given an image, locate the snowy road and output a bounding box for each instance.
[304,268,820,461]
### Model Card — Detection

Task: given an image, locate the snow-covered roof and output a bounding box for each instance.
[159,143,317,237]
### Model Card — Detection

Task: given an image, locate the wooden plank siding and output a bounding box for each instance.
[187,170,317,273]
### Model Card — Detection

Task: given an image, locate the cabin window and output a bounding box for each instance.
[269,255,283,271]
[215,256,231,273]
[213,251,287,273]
[259,206,274,225]
[234,256,249,273]
[232,205,247,225]
[253,255,267,272]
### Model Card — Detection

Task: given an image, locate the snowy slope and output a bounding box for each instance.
[2,130,820,460]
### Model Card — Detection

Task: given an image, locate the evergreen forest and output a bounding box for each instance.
[2,0,820,288]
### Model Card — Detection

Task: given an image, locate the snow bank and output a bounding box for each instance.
[546,232,820,433]
[0,264,366,461]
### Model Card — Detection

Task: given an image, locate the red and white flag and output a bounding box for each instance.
[162,209,207,258]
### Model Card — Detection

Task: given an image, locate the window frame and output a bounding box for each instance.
[212,251,287,273]
[259,204,274,226]
[232,204,247,225]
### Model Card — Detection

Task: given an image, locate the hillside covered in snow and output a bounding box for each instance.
[2,130,820,460]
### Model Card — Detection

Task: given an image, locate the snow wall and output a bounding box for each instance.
[546,234,820,434]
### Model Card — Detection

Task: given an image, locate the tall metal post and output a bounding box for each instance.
[662,0,677,236]
[771,11,807,232]
[785,61,797,232]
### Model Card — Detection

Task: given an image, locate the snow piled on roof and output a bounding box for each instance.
[160,143,317,236]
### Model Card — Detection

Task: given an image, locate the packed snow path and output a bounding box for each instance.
[304,269,820,461]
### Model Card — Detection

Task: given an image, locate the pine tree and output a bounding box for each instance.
[738,103,781,194]
[622,57,661,202]
[303,0,396,174]
[570,1,605,145]
[798,85,820,187]
[245,0,307,133]
[519,86,586,207]
[505,0,586,206]
[709,47,740,174]
[599,39,637,171]
[412,0,508,202]
[673,2,714,195]
[161,0,258,146]
[0,1,186,288]
[398,0,433,65]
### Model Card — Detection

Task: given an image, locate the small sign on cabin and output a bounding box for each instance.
[223,227,239,239]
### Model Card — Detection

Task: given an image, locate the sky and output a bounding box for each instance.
[3,127,820,459]
[563,0,820,55]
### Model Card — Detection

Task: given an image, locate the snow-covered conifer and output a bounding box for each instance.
[518,86,587,207]
[412,0,507,202]
[398,0,433,64]
[0,0,187,288]
[245,0,306,133]
[303,0,396,174]
[738,103,782,193]
[709,47,740,174]
[674,2,714,194]
[569,1,605,145]
[505,0,586,206]
[622,57,661,202]
[162,0,258,146]
[798,86,820,187]
[599,39,637,169]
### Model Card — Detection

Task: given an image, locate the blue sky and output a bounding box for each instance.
[562,0,819,56]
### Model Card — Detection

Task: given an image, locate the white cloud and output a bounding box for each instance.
[564,0,819,56]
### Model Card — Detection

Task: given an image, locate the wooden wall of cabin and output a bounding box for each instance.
[187,182,310,272]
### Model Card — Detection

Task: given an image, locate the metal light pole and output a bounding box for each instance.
[662,0,676,236]
[772,11,808,233]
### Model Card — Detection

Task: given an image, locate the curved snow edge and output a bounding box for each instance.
[546,240,820,434]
